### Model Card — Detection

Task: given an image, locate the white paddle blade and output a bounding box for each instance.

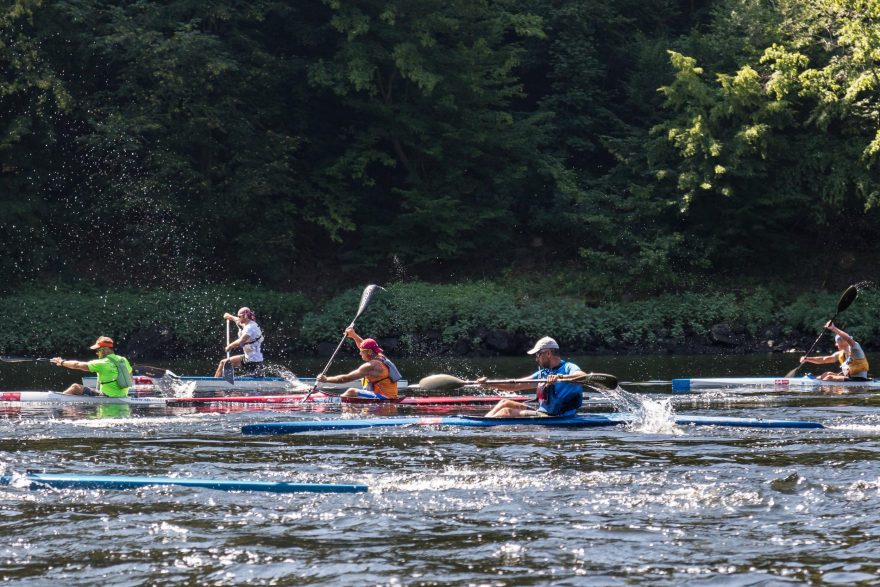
[354,285,385,321]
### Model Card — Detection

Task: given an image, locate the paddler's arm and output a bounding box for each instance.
[50,357,91,372]
[317,361,380,384]
[225,333,253,353]
[546,370,588,384]
[474,377,540,392]
[825,321,856,347]
[345,326,364,347]
[800,353,839,365]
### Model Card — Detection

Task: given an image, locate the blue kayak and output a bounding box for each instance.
[0,472,368,494]
[241,413,823,435]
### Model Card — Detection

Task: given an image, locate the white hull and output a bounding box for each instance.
[82,374,410,394]
[0,391,168,406]
[672,376,880,392]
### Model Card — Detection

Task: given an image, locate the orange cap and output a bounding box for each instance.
[89,336,114,350]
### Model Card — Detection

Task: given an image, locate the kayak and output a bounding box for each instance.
[671,376,880,392]
[241,413,824,435]
[0,471,367,493]
[83,373,411,393]
[0,390,528,406]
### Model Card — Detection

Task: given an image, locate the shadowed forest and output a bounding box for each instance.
[2,0,879,355]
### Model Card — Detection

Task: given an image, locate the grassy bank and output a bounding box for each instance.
[2,282,878,358]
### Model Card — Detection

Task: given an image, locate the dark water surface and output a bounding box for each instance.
[2,355,880,585]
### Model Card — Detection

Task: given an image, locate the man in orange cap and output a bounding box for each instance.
[316,327,402,399]
[51,336,133,397]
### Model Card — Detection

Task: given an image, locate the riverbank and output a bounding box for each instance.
[2,281,877,359]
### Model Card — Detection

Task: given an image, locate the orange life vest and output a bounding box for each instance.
[360,357,399,399]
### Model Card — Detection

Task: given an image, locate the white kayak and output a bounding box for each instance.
[671,376,880,392]
[0,391,169,406]
[82,373,410,394]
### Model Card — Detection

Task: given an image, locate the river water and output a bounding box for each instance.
[2,354,880,585]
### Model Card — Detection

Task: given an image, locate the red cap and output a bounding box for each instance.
[359,338,383,354]
[237,307,255,320]
[89,336,114,350]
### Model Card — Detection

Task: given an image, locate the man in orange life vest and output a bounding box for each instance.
[316,327,403,399]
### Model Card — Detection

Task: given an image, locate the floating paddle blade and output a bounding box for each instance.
[418,374,468,391]
[222,362,235,385]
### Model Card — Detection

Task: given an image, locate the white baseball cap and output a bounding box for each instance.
[527,336,559,354]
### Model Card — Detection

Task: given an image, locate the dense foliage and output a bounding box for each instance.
[1,0,878,295]
[4,283,879,358]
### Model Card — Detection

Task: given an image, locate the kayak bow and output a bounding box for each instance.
[671,376,880,392]
[0,472,367,494]
[241,413,823,435]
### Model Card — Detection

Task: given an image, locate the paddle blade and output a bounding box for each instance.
[0,356,40,363]
[836,285,859,315]
[580,373,618,390]
[418,374,468,391]
[785,365,801,378]
[222,362,235,385]
[133,364,168,378]
[353,284,385,322]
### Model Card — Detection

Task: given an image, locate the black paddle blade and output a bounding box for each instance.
[836,285,859,315]
[222,362,235,385]
[133,365,168,378]
[354,284,385,321]
[581,373,618,390]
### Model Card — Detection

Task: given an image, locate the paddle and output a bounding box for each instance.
[132,365,179,378]
[222,319,235,385]
[419,372,619,392]
[785,284,859,377]
[304,284,385,402]
[2,356,175,380]
[0,356,50,363]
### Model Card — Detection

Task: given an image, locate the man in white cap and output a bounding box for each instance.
[479,336,588,417]
[799,321,870,381]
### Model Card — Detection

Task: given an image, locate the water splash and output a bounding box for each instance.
[600,386,683,435]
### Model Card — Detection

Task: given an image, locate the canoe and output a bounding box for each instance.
[671,376,880,392]
[241,413,823,435]
[0,390,528,406]
[0,471,367,493]
[82,373,411,393]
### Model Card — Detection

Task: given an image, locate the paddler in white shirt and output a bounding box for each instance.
[214,307,264,377]
[799,321,870,381]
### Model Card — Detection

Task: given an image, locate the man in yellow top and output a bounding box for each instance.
[51,336,134,397]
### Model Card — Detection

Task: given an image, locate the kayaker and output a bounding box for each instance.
[480,336,588,417]
[316,327,402,399]
[214,306,264,377]
[50,336,134,397]
[799,321,870,381]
